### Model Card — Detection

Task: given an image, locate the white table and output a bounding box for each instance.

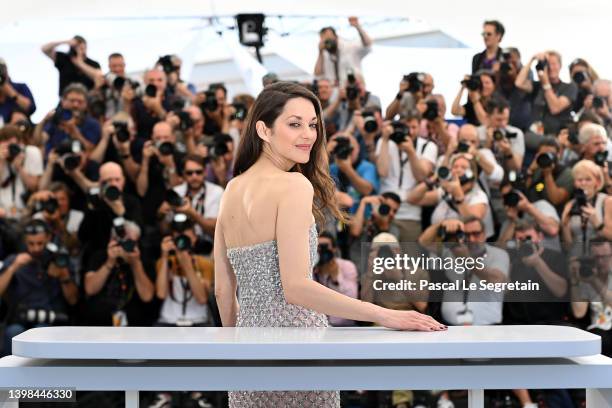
[0,325,610,408]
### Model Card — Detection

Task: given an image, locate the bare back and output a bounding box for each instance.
[218,169,315,250]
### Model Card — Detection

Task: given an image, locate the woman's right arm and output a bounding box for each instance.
[213,217,240,327]
[277,174,445,331]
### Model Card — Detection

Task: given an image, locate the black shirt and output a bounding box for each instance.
[79,248,157,326]
[54,52,101,95]
[503,248,570,324]
[530,80,578,135]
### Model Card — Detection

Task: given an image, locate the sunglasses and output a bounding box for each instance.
[464,230,484,238]
[481,32,495,37]
[185,169,204,176]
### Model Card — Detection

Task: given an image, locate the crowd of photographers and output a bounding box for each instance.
[0,16,610,408]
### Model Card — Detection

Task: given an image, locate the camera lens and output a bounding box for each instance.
[536,152,555,168]
[378,203,390,216]
[103,184,121,201]
[174,234,192,251]
[157,142,174,156]
[165,189,183,207]
[437,166,451,181]
[113,121,130,143]
[594,151,608,167]
[63,154,81,171]
[145,84,157,97]
[493,130,504,141]
[503,191,520,207]
[457,141,470,153]
[7,143,21,161]
[43,198,59,214]
[120,239,136,253]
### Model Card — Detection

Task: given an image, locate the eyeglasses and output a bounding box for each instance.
[184,169,204,176]
[481,32,494,38]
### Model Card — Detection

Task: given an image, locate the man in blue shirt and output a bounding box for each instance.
[328,132,379,215]
[40,83,101,157]
[0,59,36,124]
[0,219,78,356]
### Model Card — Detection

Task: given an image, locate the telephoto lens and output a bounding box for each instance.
[437,166,452,181]
[112,121,130,143]
[536,152,556,168]
[362,111,378,133]
[157,141,174,156]
[145,84,157,97]
[102,184,121,201]
[378,203,391,216]
[570,188,588,216]
[165,189,184,207]
[173,234,192,251]
[317,244,335,266]
[503,190,521,207]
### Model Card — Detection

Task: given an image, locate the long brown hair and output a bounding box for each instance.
[233,81,347,226]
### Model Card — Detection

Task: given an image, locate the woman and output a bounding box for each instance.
[214,82,446,407]
[451,70,496,126]
[561,160,612,256]
[408,153,495,239]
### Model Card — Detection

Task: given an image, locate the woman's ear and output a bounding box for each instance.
[255,120,271,143]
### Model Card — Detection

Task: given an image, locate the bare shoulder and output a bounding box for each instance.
[273,172,314,198]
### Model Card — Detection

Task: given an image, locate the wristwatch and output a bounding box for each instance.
[542,83,552,91]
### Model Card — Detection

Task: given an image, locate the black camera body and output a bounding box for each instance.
[503,190,521,207]
[594,151,608,167]
[209,141,229,160]
[404,72,424,94]
[170,213,192,252]
[536,151,556,168]
[389,121,409,145]
[51,106,73,126]
[34,197,59,215]
[317,244,335,266]
[423,100,439,121]
[165,189,184,207]
[176,111,194,132]
[7,143,21,162]
[112,217,136,253]
[156,141,174,156]
[593,96,606,109]
[102,183,121,201]
[324,39,337,53]
[535,59,548,72]
[201,90,218,112]
[573,71,588,85]
[578,255,596,279]
[457,140,470,153]
[55,139,82,171]
[570,188,588,217]
[362,111,378,133]
[462,75,482,92]
[231,103,248,121]
[332,136,353,160]
[144,84,157,98]
[40,242,70,269]
[378,203,391,216]
[517,238,535,258]
[458,169,475,185]
[437,225,465,243]
[157,55,177,74]
[112,121,130,143]
[437,166,452,181]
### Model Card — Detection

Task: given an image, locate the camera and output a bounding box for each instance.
[507,170,526,192]
[362,111,378,133]
[459,169,475,185]
[102,183,121,201]
[437,225,465,243]
[536,151,556,168]
[310,79,319,97]
[578,255,596,279]
[209,141,229,160]
[176,111,194,132]
[201,90,219,112]
[144,84,157,98]
[493,129,504,142]
[332,136,353,160]
[503,190,521,207]
[389,121,409,145]
[171,213,192,252]
[457,140,470,153]
[570,188,588,217]
[324,38,337,53]
[51,106,73,126]
[535,59,548,72]
[378,203,391,216]
[231,103,248,121]
[572,71,588,85]
[86,187,104,209]
[112,121,130,143]
[423,100,439,121]
[165,189,184,207]
[40,242,70,269]
[461,75,481,92]
[34,197,59,215]
[7,143,21,162]
[437,166,452,181]
[593,96,606,109]
[345,71,359,101]
[112,217,136,253]
[55,139,82,171]
[404,72,424,94]
[157,55,177,74]
[156,141,174,156]
[517,237,535,258]
[317,243,335,266]
[594,151,608,167]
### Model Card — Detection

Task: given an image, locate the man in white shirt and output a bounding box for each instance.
[314,16,372,87]
[376,116,438,242]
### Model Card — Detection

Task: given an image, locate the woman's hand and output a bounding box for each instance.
[376,308,447,331]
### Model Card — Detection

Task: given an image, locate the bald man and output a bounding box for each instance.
[128,69,172,139]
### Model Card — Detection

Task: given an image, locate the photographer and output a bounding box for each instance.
[158,155,223,249]
[206,133,234,187]
[479,98,525,171]
[39,138,99,211]
[336,72,381,132]
[504,220,569,324]
[156,214,214,326]
[569,58,599,112]
[419,96,457,156]
[419,217,509,325]
[128,68,173,139]
[97,53,139,119]
[28,187,81,252]
[154,54,195,103]
[375,118,437,242]
[578,123,611,173]
[136,121,184,223]
[0,125,43,218]
[314,17,372,86]
[515,50,577,141]
[41,35,102,95]
[585,79,612,132]
[0,58,36,122]
[196,83,228,136]
[89,113,141,184]
[451,70,497,126]
[313,231,358,326]
[328,132,379,215]
[349,193,401,240]
[498,178,561,252]
[472,20,505,73]
[409,153,495,239]
[78,162,143,261]
[496,47,533,132]
[524,137,573,209]
[385,72,434,120]
[561,160,612,255]
[37,83,101,155]
[0,219,78,356]
[571,238,612,357]
[82,220,154,326]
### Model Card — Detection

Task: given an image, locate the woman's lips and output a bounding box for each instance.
[296,144,312,151]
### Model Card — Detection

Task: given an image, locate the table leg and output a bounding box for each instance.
[468,389,484,408]
[125,390,139,408]
[586,388,612,407]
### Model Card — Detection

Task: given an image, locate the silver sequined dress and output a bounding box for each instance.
[226,222,341,407]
